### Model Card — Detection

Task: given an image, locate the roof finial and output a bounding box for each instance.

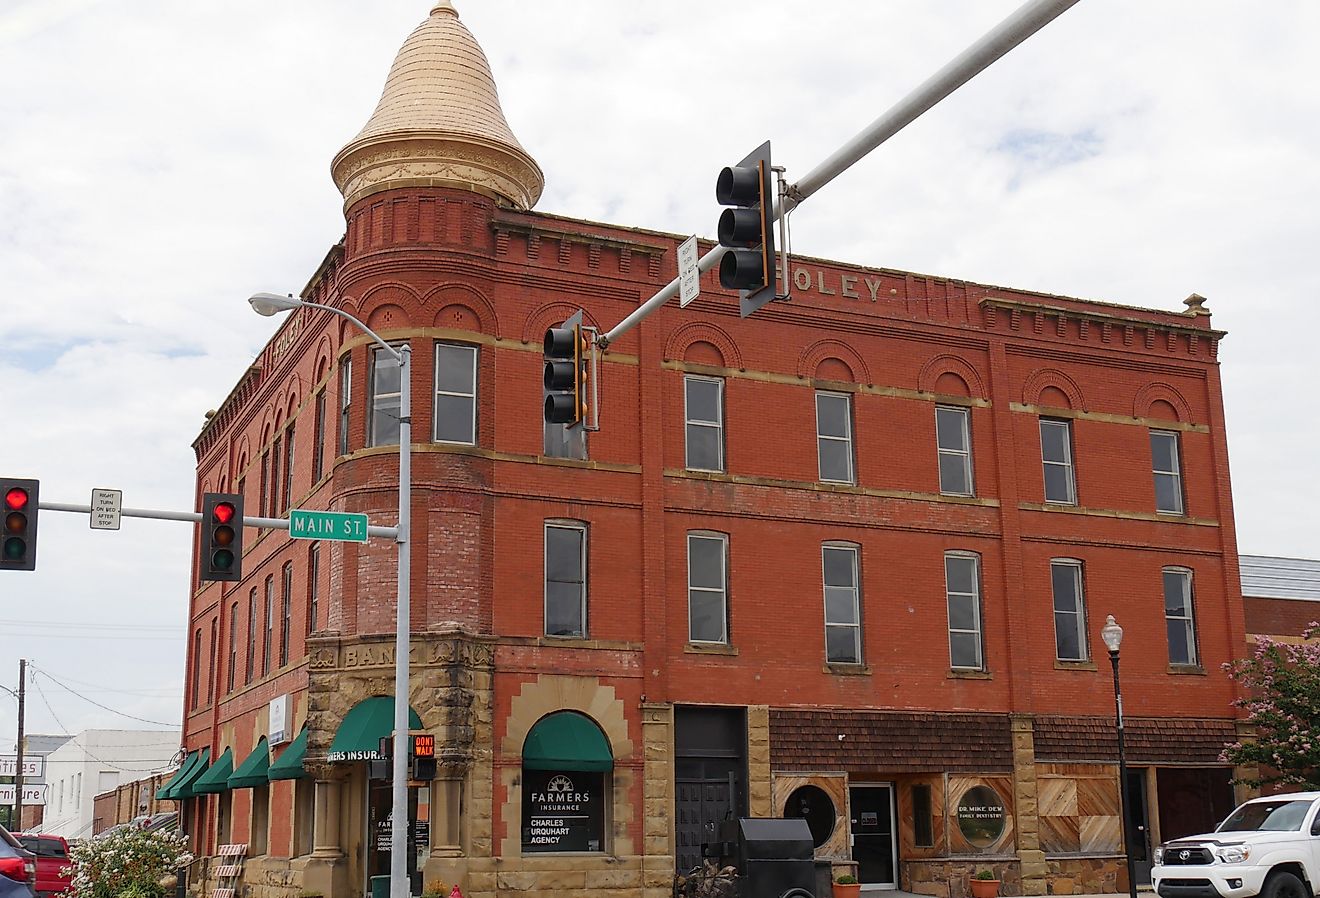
[1183,293,1210,316]
[431,1,457,16]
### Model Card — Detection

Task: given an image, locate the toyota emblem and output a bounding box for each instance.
[1179,850,1191,861]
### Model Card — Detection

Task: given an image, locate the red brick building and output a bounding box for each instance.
[175,5,1253,898]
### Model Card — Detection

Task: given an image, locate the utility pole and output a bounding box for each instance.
[13,659,25,830]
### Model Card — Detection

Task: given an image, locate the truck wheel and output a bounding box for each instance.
[1261,871,1308,898]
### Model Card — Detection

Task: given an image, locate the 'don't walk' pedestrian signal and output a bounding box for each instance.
[543,309,588,427]
[1,478,39,572]
[716,140,777,317]
[201,492,244,582]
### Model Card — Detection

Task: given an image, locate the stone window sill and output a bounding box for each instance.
[1054,659,1098,671]
[1168,664,1206,676]
[948,669,992,680]
[685,642,738,656]
[824,663,871,676]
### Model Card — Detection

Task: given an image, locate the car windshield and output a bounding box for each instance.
[1217,800,1313,832]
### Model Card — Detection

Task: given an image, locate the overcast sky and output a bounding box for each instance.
[2,1,1317,757]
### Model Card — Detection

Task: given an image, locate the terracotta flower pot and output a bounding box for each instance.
[970,878,1000,898]
[834,882,861,898]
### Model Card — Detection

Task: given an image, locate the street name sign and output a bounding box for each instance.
[90,488,123,530]
[289,509,369,543]
[677,235,700,307]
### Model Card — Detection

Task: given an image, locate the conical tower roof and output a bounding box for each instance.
[332,2,544,211]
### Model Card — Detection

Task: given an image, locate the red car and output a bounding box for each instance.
[0,824,36,898]
[12,835,68,898]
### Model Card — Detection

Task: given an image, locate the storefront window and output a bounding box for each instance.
[521,711,613,854]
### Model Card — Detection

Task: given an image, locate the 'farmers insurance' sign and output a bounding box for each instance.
[522,770,604,853]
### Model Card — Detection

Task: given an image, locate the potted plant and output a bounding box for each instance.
[835,873,861,898]
[970,869,1000,898]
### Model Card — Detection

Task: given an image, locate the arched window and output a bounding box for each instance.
[521,711,612,854]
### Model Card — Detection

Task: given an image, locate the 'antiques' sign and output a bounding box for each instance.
[522,769,604,853]
[956,785,1006,848]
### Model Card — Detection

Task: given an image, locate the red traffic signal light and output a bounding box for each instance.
[201,492,244,582]
[1,478,39,572]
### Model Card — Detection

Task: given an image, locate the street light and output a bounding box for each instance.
[1101,615,1139,898]
[249,292,413,898]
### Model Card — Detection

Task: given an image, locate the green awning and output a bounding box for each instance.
[228,737,270,788]
[328,696,422,762]
[171,747,211,799]
[523,711,613,772]
[268,726,309,781]
[191,747,234,794]
[155,750,200,800]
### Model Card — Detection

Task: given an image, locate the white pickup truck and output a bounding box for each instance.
[1153,792,1320,898]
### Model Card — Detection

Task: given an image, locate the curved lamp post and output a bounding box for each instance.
[1101,615,1139,898]
[250,293,413,898]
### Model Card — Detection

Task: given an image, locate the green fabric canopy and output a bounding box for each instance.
[268,726,309,781]
[191,747,234,794]
[170,747,211,799]
[523,711,613,772]
[328,696,422,760]
[228,737,270,788]
[155,750,201,800]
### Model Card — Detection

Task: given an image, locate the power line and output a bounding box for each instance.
[28,676,176,775]
[30,666,178,728]
[30,667,179,697]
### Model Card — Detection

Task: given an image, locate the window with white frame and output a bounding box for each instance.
[945,552,984,669]
[816,392,855,484]
[936,406,974,496]
[1151,430,1185,515]
[338,358,352,456]
[368,345,402,447]
[1040,419,1077,504]
[312,388,326,481]
[1050,559,1087,661]
[545,522,587,638]
[822,544,861,664]
[434,343,478,444]
[685,376,724,472]
[1163,567,1198,666]
[687,533,728,643]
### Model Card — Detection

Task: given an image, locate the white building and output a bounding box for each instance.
[37,729,179,839]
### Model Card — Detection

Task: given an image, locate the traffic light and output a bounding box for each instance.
[543,309,588,427]
[411,733,437,781]
[1,478,39,572]
[201,492,244,582]
[716,140,777,317]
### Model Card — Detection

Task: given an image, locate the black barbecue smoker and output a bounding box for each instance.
[705,817,818,898]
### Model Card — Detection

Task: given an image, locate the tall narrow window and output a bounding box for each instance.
[1051,560,1087,661]
[208,619,218,704]
[251,783,270,855]
[282,424,295,514]
[936,406,974,496]
[259,451,270,520]
[279,562,293,668]
[687,533,728,644]
[544,522,587,638]
[1151,430,1184,515]
[312,389,326,482]
[262,575,274,676]
[191,629,202,709]
[1164,568,1198,666]
[434,343,478,444]
[912,784,934,848]
[227,601,238,694]
[307,542,320,635]
[246,589,257,685]
[338,358,352,456]
[816,392,855,484]
[822,544,861,663]
[269,435,282,517]
[944,552,984,670]
[685,376,724,472]
[369,346,402,447]
[1040,419,1077,505]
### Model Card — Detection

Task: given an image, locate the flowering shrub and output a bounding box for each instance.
[67,826,194,898]
[1221,623,1320,788]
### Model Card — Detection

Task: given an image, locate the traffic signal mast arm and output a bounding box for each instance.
[597,0,1081,350]
[36,499,400,539]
